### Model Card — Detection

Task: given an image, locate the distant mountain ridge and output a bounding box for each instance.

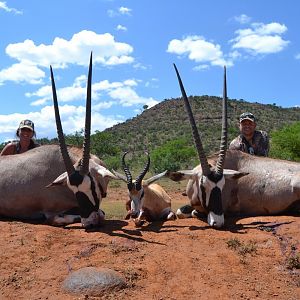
[105,95,300,154]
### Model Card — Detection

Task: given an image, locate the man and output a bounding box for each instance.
[176,112,270,220]
[229,112,269,156]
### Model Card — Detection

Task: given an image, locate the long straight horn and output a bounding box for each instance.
[135,151,150,190]
[50,66,75,176]
[122,152,133,190]
[80,52,93,175]
[215,66,228,175]
[173,64,210,176]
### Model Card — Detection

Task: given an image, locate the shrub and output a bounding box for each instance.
[269,122,300,161]
[151,138,196,172]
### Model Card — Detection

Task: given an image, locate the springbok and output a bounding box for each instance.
[169,64,300,228]
[113,152,176,226]
[47,53,118,228]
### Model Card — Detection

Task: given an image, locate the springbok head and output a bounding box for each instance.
[173,64,242,228]
[49,53,118,228]
[113,151,167,220]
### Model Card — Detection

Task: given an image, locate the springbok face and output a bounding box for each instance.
[113,152,168,225]
[173,64,230,228]
[114,151,150,221]
[49,53,117,228]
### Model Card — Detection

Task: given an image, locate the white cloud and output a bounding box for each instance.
[6,30,134,67]
[0,105,124,141]
[119,7,132,15]
[193,64,209,71]
[295,53,300,60]
[25,75,158,110]
[0,30,134,84]
[234,14,251,24]
[0,1,22,14]
[108,86,158,107]
[145,78,159,88]
[167,35,233,68]
[107,6,132,17]
[116,24,127,31]
[0,62,45,84]
[231,22,289,55]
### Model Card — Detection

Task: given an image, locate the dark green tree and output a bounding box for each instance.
[151,138,196,172]
[269,122,300,161]
[90,131,121,169]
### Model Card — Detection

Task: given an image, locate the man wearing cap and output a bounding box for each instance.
[1,119,40,155]
[229,112,269,156]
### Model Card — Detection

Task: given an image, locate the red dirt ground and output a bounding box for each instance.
[1,187,300,300]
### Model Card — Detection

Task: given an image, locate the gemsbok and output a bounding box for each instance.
[113,152,176,226]
[169,64,300,228]
[48,53,118,228]
[0,54,117,228]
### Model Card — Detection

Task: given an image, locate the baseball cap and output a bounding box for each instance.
[18,119,34,131]
[239,112,256,123]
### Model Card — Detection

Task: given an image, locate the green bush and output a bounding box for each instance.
[151,138,196,172]
[91,131,120,159]
[269,122,300,161]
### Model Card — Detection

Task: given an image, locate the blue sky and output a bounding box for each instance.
[0,0,299,142]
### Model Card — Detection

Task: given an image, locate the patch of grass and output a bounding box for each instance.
[226,238,258,262]
[286,254,300,270]
[101,200,127,220]
[238,240,257,256]
[109,180,123,188]
[123,267,140,288]
[226,237,242,250]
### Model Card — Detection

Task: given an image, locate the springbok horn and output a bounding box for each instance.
[173,64,211,176]
[135,151,150,190]
[50,66,75,176]
[80,52,93,175]
[122,152,133,190]
[215,66,228,175]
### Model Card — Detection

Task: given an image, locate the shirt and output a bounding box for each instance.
[229,130,269,157]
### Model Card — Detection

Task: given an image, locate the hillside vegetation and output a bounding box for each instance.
[2,95,300,170]
[105,95,300,154]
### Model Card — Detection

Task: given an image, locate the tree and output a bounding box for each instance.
[151,138,196,172]
[91,131,121,168]
[269,122,300,161]
[64,130,84,147]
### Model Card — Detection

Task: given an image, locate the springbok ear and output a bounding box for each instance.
[46,172,68,187]
[96,165,119,180]
[143,170,168,186]
[165,169,196,182]
[112,169,128,182]
[223,169,249,180]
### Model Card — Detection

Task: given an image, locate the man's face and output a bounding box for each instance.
[239,119,256,137]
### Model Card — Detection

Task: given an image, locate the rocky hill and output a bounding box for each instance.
[105,95,300,154]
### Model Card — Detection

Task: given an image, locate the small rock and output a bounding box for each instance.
[62,267,126,296]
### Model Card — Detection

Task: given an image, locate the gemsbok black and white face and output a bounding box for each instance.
[49,53,118,228]
[172,64,242,228]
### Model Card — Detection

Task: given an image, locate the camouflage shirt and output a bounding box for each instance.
[229,130,269,157]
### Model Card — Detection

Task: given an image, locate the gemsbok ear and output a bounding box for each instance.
[46,172,68,187]
[223,169,249,180]
[95,165,119,180]
[165,170,196,182]
[143,170,168,186]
